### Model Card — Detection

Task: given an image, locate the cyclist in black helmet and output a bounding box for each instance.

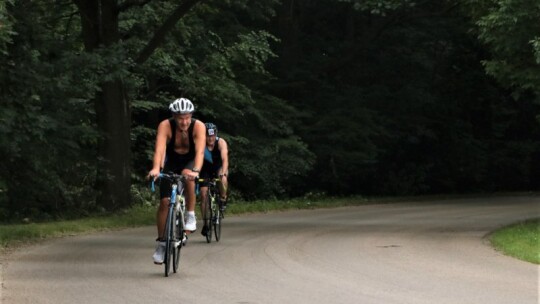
[199,122,229,237]
[147,97,206,264]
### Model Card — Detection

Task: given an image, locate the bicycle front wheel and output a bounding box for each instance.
[173,210,183,273]
[164,208,173,277]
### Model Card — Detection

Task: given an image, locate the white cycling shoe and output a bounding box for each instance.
[152,241,166,264]
[185,213,197,232]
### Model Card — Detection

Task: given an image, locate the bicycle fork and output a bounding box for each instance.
[176,195,187,246]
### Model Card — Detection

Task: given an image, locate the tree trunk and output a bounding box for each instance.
[96,0,132,210]
[74,0,203,210]
[75,0,131,210]
[276,0,300,71]
[95,80,131,210]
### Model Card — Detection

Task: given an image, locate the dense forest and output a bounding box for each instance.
[0,0,538,221]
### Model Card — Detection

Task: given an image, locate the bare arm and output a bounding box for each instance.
[148,120,170,178]
[192,120,206,172]
[218,138,229,176]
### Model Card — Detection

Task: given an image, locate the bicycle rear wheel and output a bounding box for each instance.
[214,202,221,242]
[203,194,213,243]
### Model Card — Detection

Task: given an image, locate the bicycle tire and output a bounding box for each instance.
[204,193,212,243]
[164,205,173,277]
[173,209,182,273]
[214,203,221,242]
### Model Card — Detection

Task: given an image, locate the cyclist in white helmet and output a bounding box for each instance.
[147,97,206,265]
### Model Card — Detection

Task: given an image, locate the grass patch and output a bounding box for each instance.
[225,195,369,214]
[0,204,155,248]
[0,195,369,249]
[490,218,540,264]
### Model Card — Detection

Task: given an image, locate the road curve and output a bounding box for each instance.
[1,196,539,304]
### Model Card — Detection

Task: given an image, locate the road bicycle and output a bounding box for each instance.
[152,173,187,277]
[199,177,224,243]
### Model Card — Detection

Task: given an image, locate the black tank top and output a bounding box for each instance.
[210,137,223,168]
[163,118,196,171]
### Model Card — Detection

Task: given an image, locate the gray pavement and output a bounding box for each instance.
[1,196,539,304]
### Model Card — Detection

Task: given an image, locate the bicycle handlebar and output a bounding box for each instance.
[197,177,221,183]
[151,173,190,192]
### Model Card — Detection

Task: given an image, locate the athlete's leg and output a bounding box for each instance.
[156,197,169,238]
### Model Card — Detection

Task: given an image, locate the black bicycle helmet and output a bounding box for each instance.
[205,122,218,136]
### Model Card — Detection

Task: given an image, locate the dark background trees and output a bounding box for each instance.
[268,0,539,195]
[0,0,538,221]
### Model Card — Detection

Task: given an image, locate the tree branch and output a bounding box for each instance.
[116,0,152,14]
[72,0,101,51]
[134,0,203,65]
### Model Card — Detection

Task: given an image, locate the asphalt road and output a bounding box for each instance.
[1,196,538,304]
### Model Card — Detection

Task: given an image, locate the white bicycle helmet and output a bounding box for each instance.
[169,98,195,114]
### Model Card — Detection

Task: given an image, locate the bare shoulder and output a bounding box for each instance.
[158,118,171,128]
[157,119,172,135]
[194,119,206,131]
[219,137,229,149]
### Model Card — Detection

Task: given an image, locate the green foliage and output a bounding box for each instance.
[0,0,16,54]
[229,30,278,75]
[0,0,303,219]
[532,37,540,64]
[0,1,100,221]
[130,1,313,199]
[470,0,540,98]
[268,0,539,195]
[1,0,539,221]
[339,0,416,14]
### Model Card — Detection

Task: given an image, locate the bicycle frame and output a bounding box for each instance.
[168,181,186,247]
[152,173,187,276]
[199,177,223,242]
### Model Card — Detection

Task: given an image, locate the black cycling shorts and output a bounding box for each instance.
[159,160,194,199]
[200,160,221,186]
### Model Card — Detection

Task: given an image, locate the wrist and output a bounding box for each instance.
[191,167,200,173]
